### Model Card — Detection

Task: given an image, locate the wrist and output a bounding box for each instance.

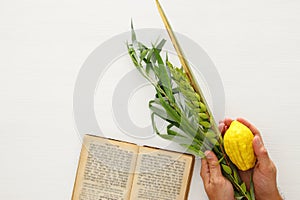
[270,190,283,200]
[258,189,283,200]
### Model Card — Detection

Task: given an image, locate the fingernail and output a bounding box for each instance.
[218,124,224,132]
[254,136,262,146]
[205,151,212,159]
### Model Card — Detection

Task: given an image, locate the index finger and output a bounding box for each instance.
[219,118,233,135]
[200,158,210,186]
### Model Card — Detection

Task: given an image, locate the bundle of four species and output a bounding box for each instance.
[127,0,257,199]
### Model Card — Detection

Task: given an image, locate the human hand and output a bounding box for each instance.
[219,118,283,200]
[200,150,235,200]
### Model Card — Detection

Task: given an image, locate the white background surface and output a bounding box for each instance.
[1,0,300,199]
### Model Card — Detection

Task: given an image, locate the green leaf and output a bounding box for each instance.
[233,169,240,183]
[146,48,154,63]
[181,144,205,158]
[149,100,169,119]
[209,138,219,146]
[166,124,183,136]
[145,62,153,74]
[140,49,149,63]
[204,130,216,138]
[156,39,167,51]
[241,182,247,193]
[199,113,209,120]
[200,121,211,129]
[154,92,199,140]
[127,47,139,67]
[221,164,232,175]
[234,196,244,200]
[152,47,174,102]
[172,87,180,94]
[150,102,180,129]
[130,19,137,43]
[250,172,255,200]
[151,119,191,144]
[156,91,180,122]
[159,134,175,140]
[138,41,147,52]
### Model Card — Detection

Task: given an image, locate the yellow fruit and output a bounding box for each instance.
[224,120,256,171]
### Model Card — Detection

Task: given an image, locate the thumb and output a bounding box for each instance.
[205,151,222,180]
[253,136,271,167]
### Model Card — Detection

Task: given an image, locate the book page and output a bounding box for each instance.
[129,146,194,200]
[72,135,138,200]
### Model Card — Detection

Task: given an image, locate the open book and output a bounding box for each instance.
[72,135,195,200]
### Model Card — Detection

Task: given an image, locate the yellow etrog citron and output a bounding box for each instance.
[224,120,256,171]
